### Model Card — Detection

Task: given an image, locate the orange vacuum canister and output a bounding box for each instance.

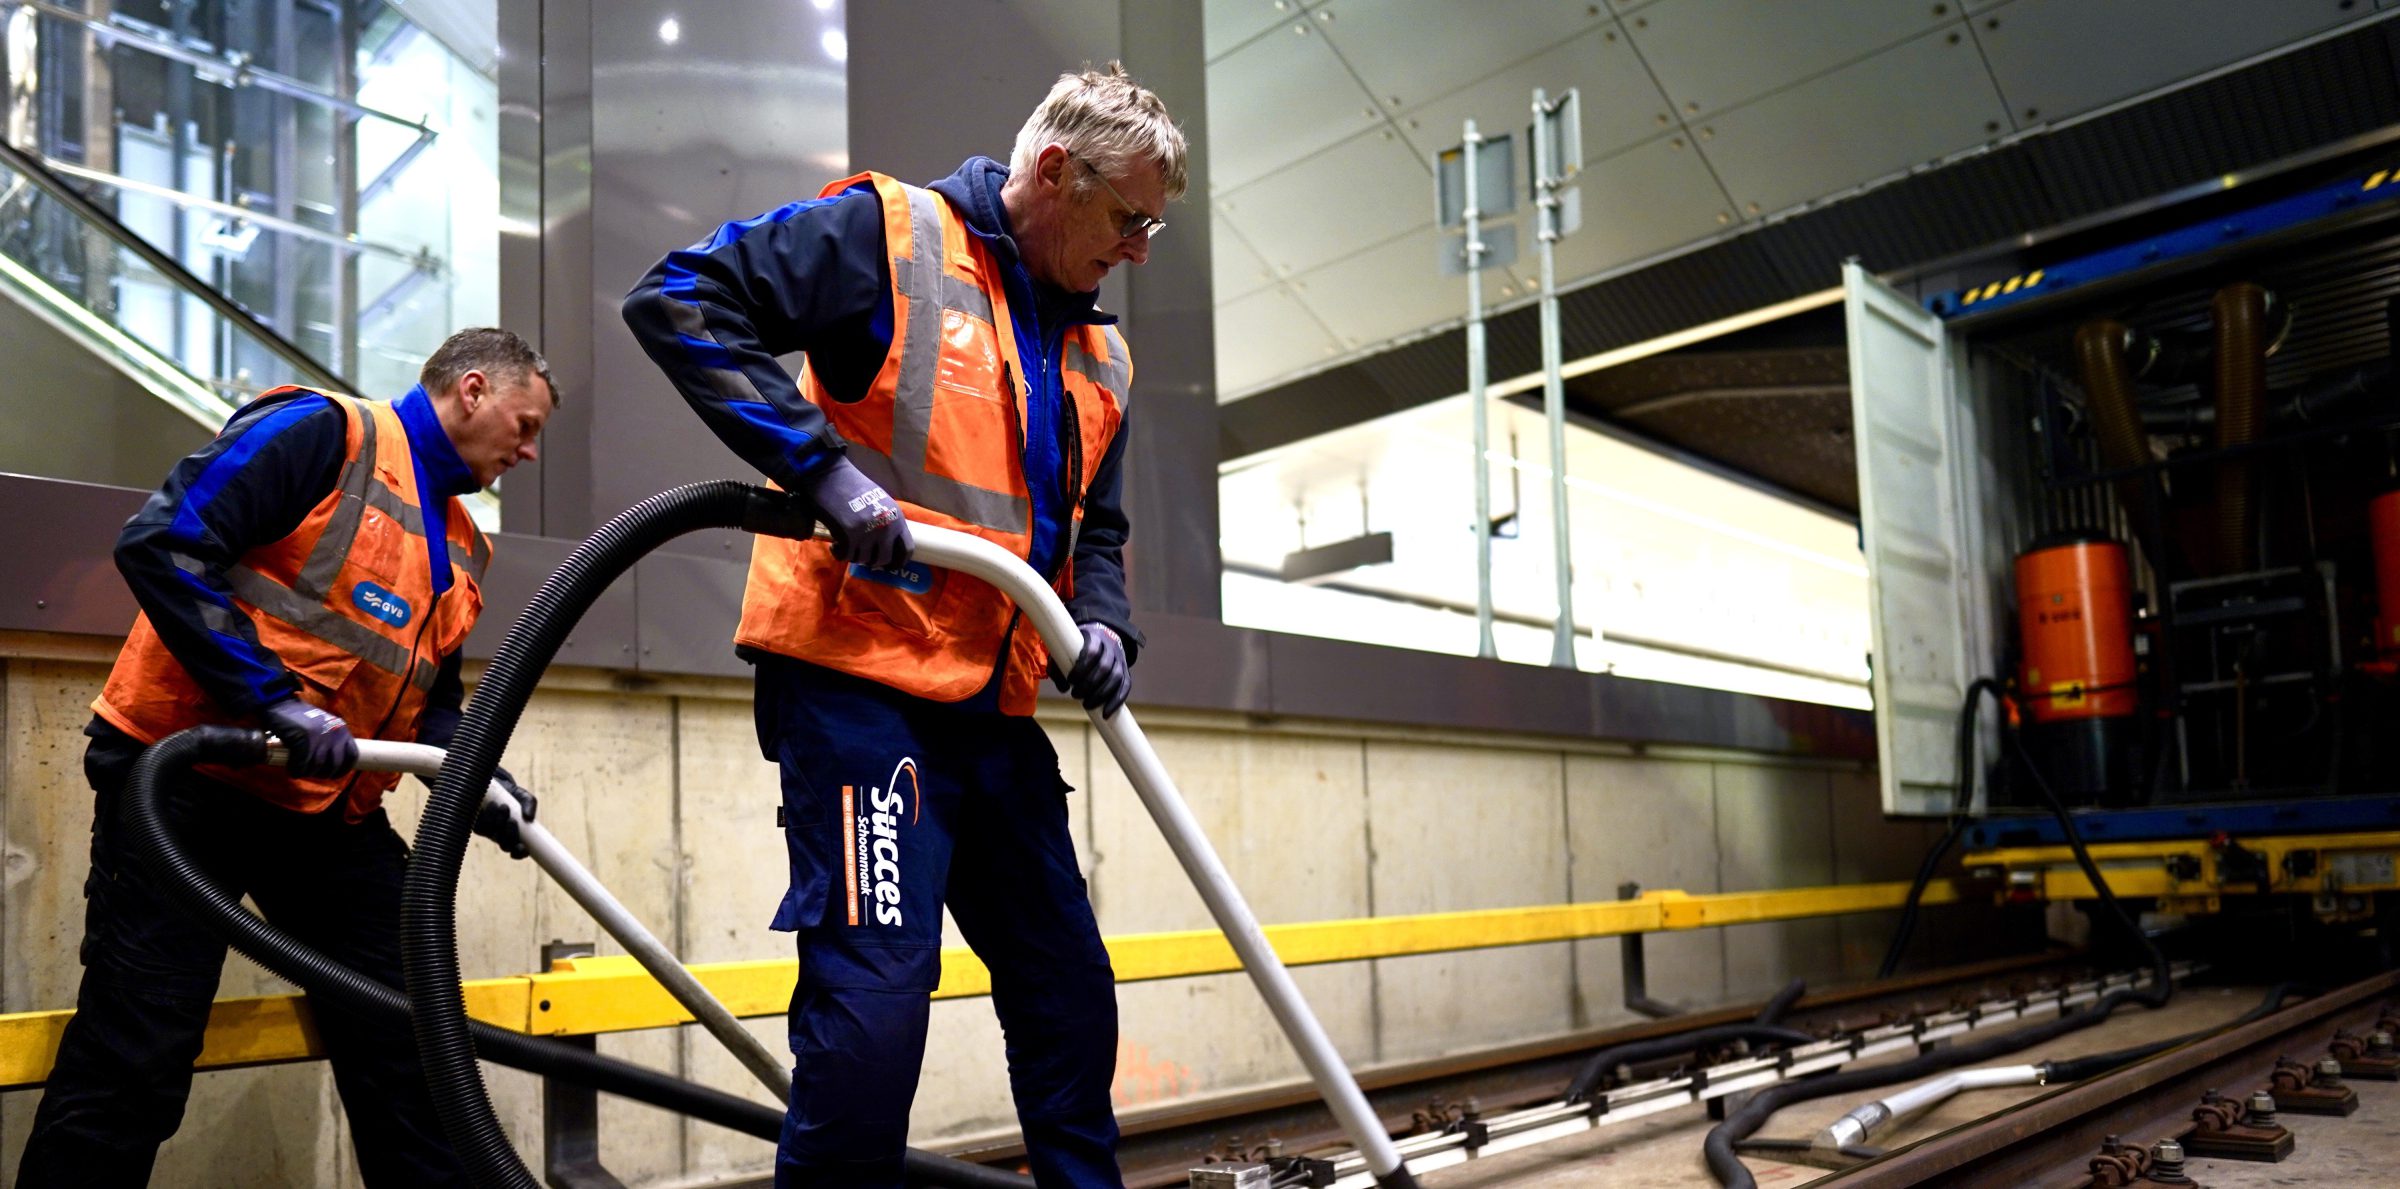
[2015,533,2143,806]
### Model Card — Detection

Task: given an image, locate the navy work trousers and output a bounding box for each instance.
[756,657,1123,1189]
[16,722,468,1188]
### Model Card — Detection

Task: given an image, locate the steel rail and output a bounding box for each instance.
[1818,967,2400,1187]
[1301,965,2198,1188]
[1067,953,2077,1186]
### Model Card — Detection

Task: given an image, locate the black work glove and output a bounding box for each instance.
[472,766,538,860]
[1052,623,1131,718]
[260,697,358,778]
[799,457,913,570]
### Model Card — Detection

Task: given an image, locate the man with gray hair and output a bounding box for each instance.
[624,62,1184,1187]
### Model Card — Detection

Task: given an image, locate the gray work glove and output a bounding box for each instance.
[260,697,358,778]
[1052,623,1131,718]
[473,767,538,860]
[800,457,913,570]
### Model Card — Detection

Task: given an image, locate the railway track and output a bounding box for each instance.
[832,957,2400,1189]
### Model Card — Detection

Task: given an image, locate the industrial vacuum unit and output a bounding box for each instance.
[1848,152,2400,862]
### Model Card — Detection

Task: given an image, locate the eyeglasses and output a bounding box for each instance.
[1069,151,1166,240]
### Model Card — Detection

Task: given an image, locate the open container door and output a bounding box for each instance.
[1844,262,1994,817]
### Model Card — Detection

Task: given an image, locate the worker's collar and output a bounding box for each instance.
[927,156,1112,327]
[394,385,479,499]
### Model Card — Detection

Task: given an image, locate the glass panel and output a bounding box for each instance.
[0,0,500,520]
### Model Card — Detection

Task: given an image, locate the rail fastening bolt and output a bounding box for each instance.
[2152,1137,2187,1178]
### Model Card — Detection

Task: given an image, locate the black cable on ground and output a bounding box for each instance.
[1702,983,2158,1189]
[1878,677,2003,978]
[1753,978,1806,1028]
[1565,1022,1819,1103]
[122,724,1034,1189]
[2041,982,2301,1082]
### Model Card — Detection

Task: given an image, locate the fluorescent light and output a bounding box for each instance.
[821,28,847,61]
[658,16,680,44]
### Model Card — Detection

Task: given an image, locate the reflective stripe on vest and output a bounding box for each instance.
[845,184,1032,536]
[92,391,489,816]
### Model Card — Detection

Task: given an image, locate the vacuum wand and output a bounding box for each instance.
[269,737,794,1099]
[898,524,1415,1188]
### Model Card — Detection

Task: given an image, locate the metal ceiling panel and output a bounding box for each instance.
[1538,131,1738,284]
[1697,25,2009,218]
[1625,0,1956,122]
[1975,0,2366,126]
[1318,0,1611,118]
[1215,283,1345,397]
[1205,0,1320,61]
[1217,126,1432,277]
[1287,225,1474,352]
[1206,16,1384,192]
[1390,25,1671,175]
[1213,212,1279,302]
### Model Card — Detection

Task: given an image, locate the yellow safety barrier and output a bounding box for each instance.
[0,879,1961,1089]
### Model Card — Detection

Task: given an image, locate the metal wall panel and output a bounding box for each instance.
[1538,131,1740,282]
[1976,0,2363,126]
[1699,24,2009,219]
[1205,0,1318,61]
[1217,126,1429,278]
[1204,15,1382,191]
[1121,0,1228,620]
[0,476,143,637]
[460,531,640,668]
[1626,0,1957,122]
[533,0,596,539]
[1320,0,1609,119]
[582,0,852,540]
[1215,283,1345,396]
[496,0,545,533]
[632,550,751,678]
[1391,25,1673,175]
[1292,227,1477,353]
[1213,212,1279,302]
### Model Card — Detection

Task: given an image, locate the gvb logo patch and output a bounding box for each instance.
[351,581,412,626]
[843,758,920,927]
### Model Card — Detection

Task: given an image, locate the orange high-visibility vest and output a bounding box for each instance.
[95,390,491,818]
[736,172,1131,714]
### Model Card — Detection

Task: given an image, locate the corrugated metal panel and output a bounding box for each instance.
[1751,148,2058,287]
[2027,21,2400,218]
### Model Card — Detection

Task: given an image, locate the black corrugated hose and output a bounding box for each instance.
[383,480,1030,1188]
[1703,984,2149,1189]
[1877,677,2004,979]
[122,732,1034,1187]
[1702,982,2293,1188]
[116,726,798,1139]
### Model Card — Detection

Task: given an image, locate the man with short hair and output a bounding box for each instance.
[623,62,1185,1188]
[18,328,557,1187]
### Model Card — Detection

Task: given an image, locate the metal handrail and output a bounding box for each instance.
[0,137,356,396]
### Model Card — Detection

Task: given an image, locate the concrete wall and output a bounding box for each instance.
[0,647,1946,1187]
